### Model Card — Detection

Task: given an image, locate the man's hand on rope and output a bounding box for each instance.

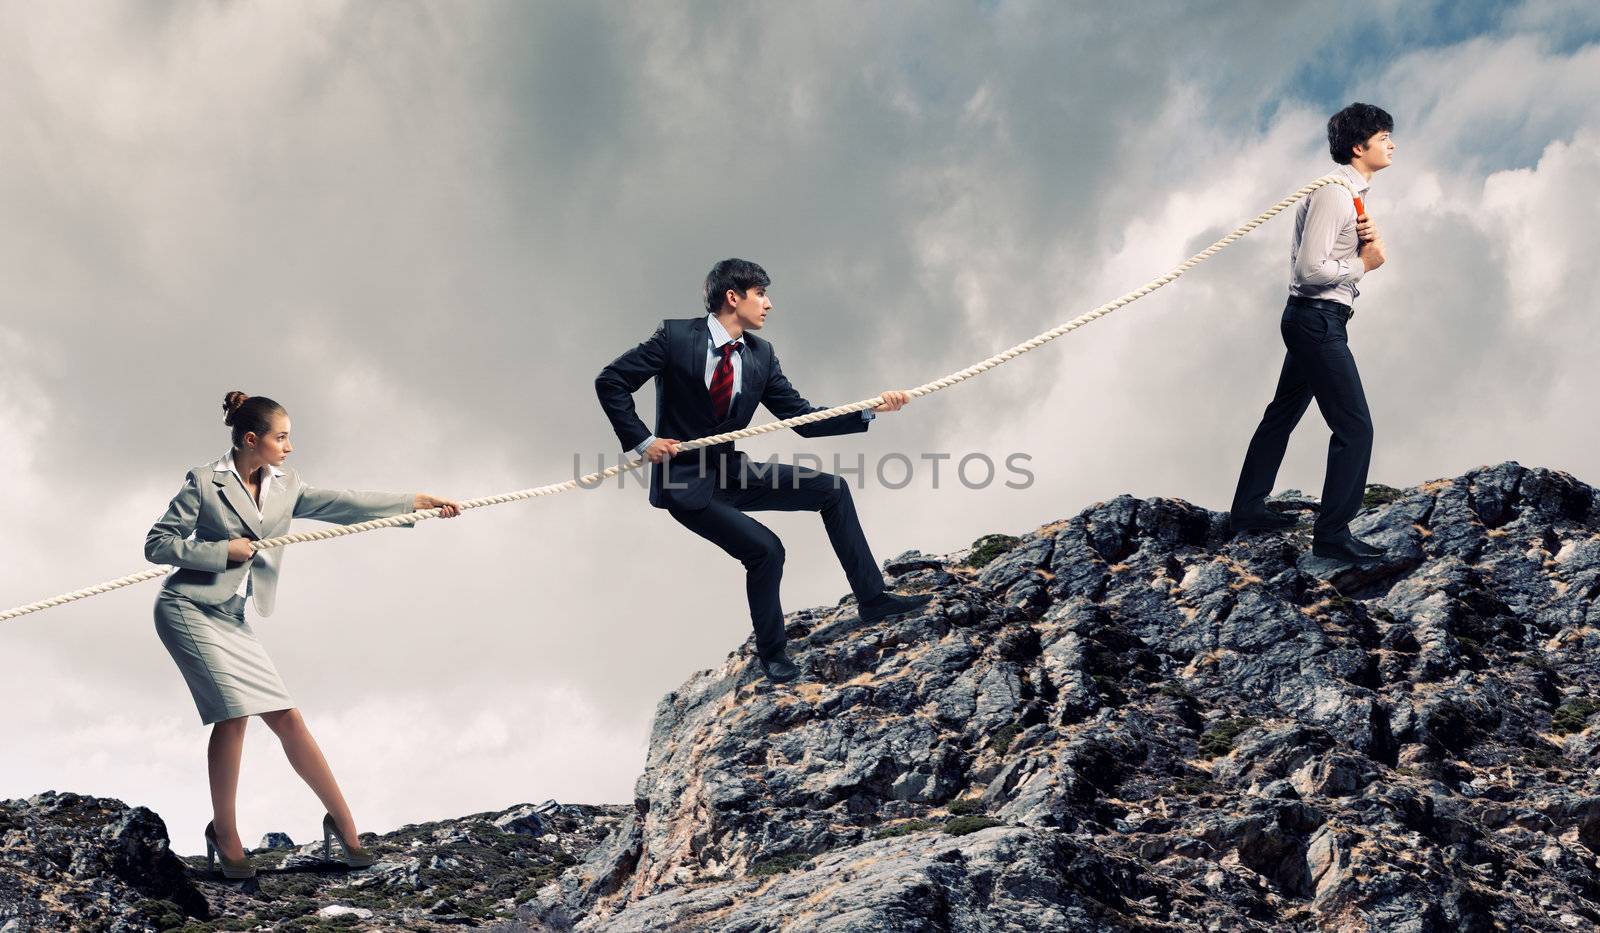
[643,439,682,463]
[1355,214,1377,243]
[415,494,463,518]
[872,390,911,413]
[1359,234,1387,272]
[1356,214,1386,272]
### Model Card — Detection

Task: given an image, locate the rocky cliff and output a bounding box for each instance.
[525,461,1600,932]
[5,461,1600,932]
[0,792,626,930]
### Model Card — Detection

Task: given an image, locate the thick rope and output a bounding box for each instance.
[0,174,1354,623]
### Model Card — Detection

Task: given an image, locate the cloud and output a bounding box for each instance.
[1,1,1596,841]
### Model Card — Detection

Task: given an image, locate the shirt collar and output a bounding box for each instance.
[1337,162,1371,195]
[217,450,285,482]
[705,314,743,350]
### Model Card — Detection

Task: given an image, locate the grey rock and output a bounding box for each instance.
[10,461,1600,933]
[541,462,1600,931]
[0,792,208,931]
[0,795,624,930]
[492,804,547,836]
[883,548,945,576]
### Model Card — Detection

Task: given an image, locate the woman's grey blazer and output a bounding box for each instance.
[145,461,414,617]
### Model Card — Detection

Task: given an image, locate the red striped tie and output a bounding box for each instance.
[709,341,742,419]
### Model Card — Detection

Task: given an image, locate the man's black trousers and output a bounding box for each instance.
[668,460,886,659]
[1232,299,1374,540]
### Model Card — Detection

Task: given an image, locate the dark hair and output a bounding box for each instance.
[1327,103,1393,164]
[222,391,286,448]
[703,258,771,313]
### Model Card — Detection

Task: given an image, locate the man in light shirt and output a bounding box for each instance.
[1229,103,1394,563]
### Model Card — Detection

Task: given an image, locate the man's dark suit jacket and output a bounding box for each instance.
[595,316,870,510]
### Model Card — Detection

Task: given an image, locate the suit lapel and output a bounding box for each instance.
[733,337,764,424]
[687,317,763,427]
[686,317,713,413]
[213,469,265,539]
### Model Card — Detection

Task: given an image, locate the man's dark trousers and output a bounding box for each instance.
[669,456,885,660]
[1232,298,1374,540]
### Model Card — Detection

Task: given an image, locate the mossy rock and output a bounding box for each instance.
[946,798,985,816]
[1157,682,1195,702]
[1197,717,1257,759]
[1553,698,1600,735]
[1518,652,1555,673]
[964,534,1020,568]
[258,874,323,899]
[248,896,320,924]
[174,921,255,933]
[1170,775,1218,795]
[453,896,498,919]
[133,900,188,931]
[272,919,358,933]
[749,852,811,876]
[1362,484,1404,508]
[987,723,1021,755]
[1091,674,1127,706]
[1524,744,1567,769]
[873,819,934,839]
[943,816,1003,836]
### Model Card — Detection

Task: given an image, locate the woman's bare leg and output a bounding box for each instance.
[208,717,249,860]
[259,708,360,843]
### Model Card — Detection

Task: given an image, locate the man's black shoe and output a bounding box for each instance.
[859,591,934,624]
[1312,534,1376,562]
[757,651,801,684]
[1348,535,1385,558]
[1230,508,1297,533]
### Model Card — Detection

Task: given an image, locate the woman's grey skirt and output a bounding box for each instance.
[153,589,294,725]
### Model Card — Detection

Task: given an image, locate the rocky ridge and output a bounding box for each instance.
[526,461,1600,932]
[5,461,1600,932]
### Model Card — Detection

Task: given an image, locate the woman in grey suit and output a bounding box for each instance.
[146,391,461,879]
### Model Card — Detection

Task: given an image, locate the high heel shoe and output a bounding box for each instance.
[321,813,376,868]
[203,821,257,879]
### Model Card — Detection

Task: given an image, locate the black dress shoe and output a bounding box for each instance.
[1349,536,1385,558]
[757,651,801,683]
[1311,534,1374,562]
[859,592,934,624]
[1314,528,1385,560]
[1230,508,1297,533]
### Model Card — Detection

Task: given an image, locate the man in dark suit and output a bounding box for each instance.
[596,258,932,683]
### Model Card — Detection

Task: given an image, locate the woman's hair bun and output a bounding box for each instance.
[221,392,285,445]
[222,391,250,426]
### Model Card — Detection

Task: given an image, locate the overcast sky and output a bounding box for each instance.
[3,0,1598,855]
